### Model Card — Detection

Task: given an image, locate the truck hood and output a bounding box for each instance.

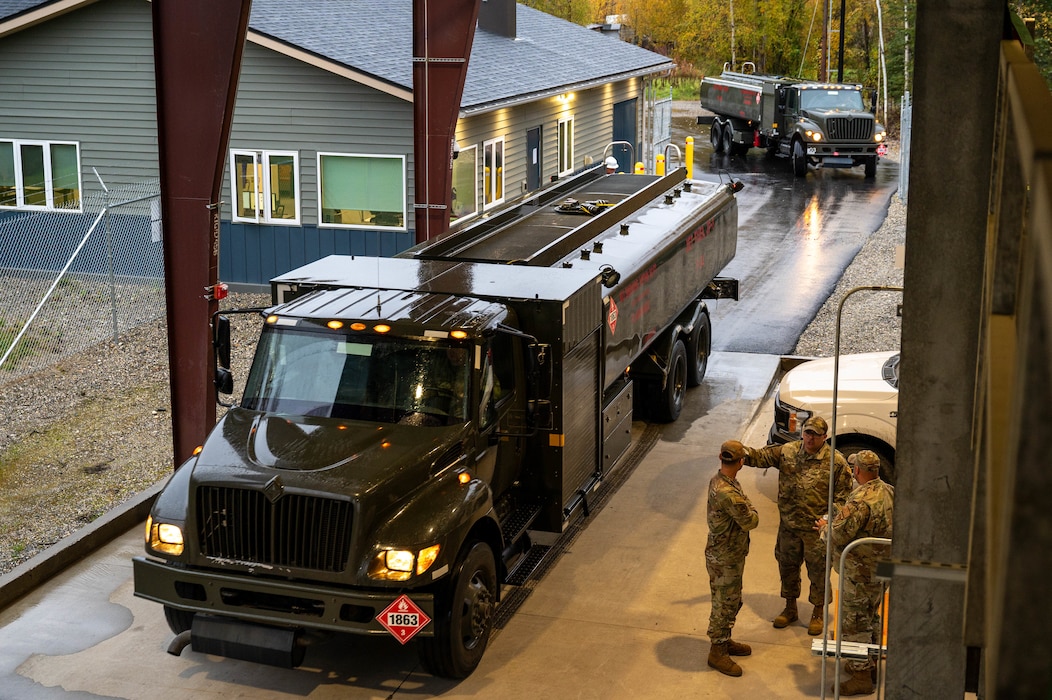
[779,351,898,407]
[802,108,872,120]
[192,408,467,496]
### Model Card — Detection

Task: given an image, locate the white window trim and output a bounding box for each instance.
[0,138,82,212]
[316,152,407,230]
[482,136,505,210]
[557,116,575,176]
[451,143,478,224]
[229,149,300,225]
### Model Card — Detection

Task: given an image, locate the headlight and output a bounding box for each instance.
[787,409,811,433]
[369,544,442,581]
[146,515,185,556]
[875,132,885,142]
[805,130,823,142]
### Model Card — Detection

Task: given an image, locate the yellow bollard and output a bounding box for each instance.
[634,161,645,174]
[655,154,665,176]
[685,137,694,180]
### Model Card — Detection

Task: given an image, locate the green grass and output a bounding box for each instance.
[654,78,701,101]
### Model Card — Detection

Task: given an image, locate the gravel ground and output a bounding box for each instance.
[0,143,905,577]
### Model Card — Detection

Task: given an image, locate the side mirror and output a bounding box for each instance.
[215,367,234,395]
[213,314,234,398]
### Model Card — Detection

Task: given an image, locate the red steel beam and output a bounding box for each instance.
[152,0,252,466]
[412,0,480,243]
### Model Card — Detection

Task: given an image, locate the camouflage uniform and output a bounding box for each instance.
[745,441,852,605]
[829,477,894,672]
[706,472,759,643]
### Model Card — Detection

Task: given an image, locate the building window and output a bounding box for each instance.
[318,153,406,228]
[483,137,504,209]
[0,139,81,210]
[231,150,299,224]
[558,117,574,176]
[451,144,477,222]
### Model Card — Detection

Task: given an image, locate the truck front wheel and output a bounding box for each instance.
[864,155,877,178]
[418,541,497,678]
[652,339,687,422]
[792,139,809,177]
[164,605,195,634]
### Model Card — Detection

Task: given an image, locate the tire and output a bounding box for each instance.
[652,340,687,423]
[164,605,195,634]
[686,313,711,387]
[864,155,877,178]
[418,541,497,678]
[792,139,808,177]
[721,124,734,156]
[710,120,725,154]
[838,443,896,485]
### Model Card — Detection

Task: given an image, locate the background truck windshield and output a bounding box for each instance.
[800,89,866,111]
[241,326,471,426]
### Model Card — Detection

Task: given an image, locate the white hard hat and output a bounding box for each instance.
[604,156,619,169]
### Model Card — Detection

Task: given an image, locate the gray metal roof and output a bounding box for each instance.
[1,0,674,113]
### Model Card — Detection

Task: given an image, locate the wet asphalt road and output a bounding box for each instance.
[671,113,900,355]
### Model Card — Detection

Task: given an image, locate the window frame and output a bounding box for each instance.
[482,136,505,210]
[0,138,82,212]
[451,143,478,223]
[557,116,575,176]
[229,149,300,225]
[317,152,407,230]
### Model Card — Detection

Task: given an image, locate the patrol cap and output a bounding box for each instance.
[720,440,747,463]
[802,416,828,435]
[848,450,881,471]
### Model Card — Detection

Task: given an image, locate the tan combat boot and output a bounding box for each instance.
[773,598,798,628]
[808,604,824,635]
[835,668,875,695]
[707,642,743,677]
[726,639,752,656]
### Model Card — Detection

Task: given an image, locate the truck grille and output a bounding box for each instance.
[196,486,352,573]
[826,117,873,141]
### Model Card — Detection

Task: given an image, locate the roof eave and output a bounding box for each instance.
[0,0,97,39]
[248,29,413,103]
[459,61,675,116]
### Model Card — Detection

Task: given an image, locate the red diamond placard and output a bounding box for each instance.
[376,594,431,645]
[607,297,619,334]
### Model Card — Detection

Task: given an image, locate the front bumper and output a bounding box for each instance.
[133,556,435,637]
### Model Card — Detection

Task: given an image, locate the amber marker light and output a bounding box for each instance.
[374,324,391,334]
[266,314,279,324]
[350,322,367,331]
[327,320,344,330]
[458,471,472,485]
[192,445,203,456]
[450,330,468,340]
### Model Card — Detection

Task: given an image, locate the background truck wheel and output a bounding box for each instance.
[864,155,877,178]
[164,605,195,634]
[418,541,497,678]
[710,120,725,154]
[652,339,687,422]
[792,139,808,177]
[721,125,734,156]
[686,313,711,387]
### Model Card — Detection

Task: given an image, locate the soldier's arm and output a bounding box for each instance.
[829,501,869,547]
[744,444,783,471]
[718,488,760,532]
[833,455,853,503]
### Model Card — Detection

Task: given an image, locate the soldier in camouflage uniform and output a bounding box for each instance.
[705,440,759,677]
[742,415,852,635]
[817,449,894,696]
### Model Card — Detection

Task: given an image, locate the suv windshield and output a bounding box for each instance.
[241,325,471,426]
[800,89,866,112]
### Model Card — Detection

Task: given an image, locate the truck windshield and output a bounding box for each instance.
[800,89,866,112]
[241,325,472,426]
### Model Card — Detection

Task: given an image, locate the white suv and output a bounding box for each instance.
[768,351,899,483]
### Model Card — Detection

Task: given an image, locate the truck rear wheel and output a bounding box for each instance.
[418,541,497,678]
[686,313,711,387]
[792,139,808,177]
[721,125,734,156]
[652,339,687,422]
[710,120,725,154]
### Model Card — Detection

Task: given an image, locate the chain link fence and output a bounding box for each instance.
[0,178,164,383]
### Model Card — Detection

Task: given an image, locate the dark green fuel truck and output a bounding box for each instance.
[701,63,887,177]
[133,166,741,678]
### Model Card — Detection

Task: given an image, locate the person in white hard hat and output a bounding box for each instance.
[604,156,619,174]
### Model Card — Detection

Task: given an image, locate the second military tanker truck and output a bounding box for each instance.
[700,63,887,177]
[133,165,742,678]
